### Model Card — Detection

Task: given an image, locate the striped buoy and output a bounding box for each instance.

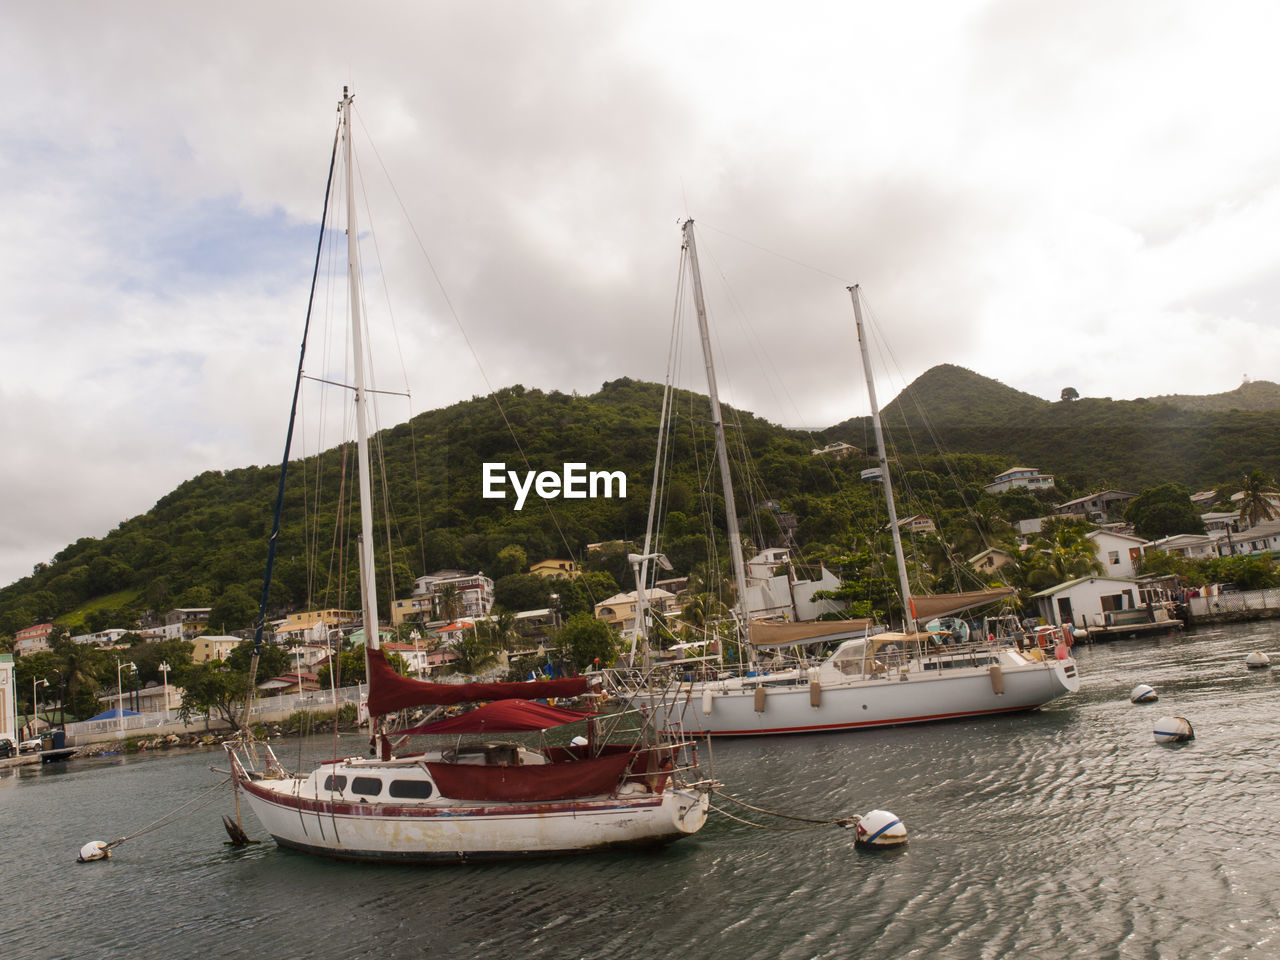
[1153,716,1195,744]
[855,810,908,849]
[1130,684,1158,703]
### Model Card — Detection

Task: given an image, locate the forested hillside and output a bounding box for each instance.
[3,368,1278,639]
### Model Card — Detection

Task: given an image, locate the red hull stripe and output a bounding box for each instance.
[240,779,662,818]
[701,703,1037,736]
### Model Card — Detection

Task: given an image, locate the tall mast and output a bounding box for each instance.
[850,284,915,631]
[683,220,751,627]
[341,87,381,652]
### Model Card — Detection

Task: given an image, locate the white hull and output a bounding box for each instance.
[640,653,1079,737]
[232,758,709,862]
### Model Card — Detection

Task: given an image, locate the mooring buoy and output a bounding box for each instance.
[1130,684,1158,703]
[1153,716,1195,744]
[77,841,110,863]
[1245,651,1271,669]
[854,809,908,849]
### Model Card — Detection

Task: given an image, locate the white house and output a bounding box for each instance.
[1,654,17,749]
[1217,519,1280,557]
[394,570,495,625]
[984,467,1055,495]
[70,628,132,647]
[1143,533,1219,559]
[1088,529,1147,580]
[1031,576,1158,629]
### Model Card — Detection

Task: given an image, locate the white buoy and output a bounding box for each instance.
[1153,716,1195,744]
[1130,684,1158,703]
[1072,626,1089,642]
[77,841,111,863]
[1245,651,1271,669]
[854,809,908,849]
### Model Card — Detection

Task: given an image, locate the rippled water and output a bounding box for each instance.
[4,623,1280,960]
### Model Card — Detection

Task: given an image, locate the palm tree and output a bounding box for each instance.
[1236,470,1278,529]
[434,584,463,622]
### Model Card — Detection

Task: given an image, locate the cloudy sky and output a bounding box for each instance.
[3,1,1279,587]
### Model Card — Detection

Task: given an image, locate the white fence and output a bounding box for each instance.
[66,684,367,743]
[1188,588,1280,617]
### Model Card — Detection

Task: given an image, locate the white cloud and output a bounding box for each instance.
[3,0,1280,584]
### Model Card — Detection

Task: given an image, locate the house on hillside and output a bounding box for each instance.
[70,628,132,647]
[273,609,359,644]
[13,623,55,657]
[1217,519,1280,557]
[393,571,495,625]
[191,635,239,663]
[892,514,937,535]
[1201,512,1241,537]
[1054,490,1136,523]
[528,558,580,580]
[969,547,1014,576]
[1088,529,1147,580]
[984,467,1055,495]
[1143,533,1219,560]
[810,441,859,459]
[1229,490,1280,529]
[162,607,211,641]
[594,590,676,636]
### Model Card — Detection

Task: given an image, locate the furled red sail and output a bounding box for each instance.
[426,751,634,802]
[365,645,590,715]
[395,699,594,736]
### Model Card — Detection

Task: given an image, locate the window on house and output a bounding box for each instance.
[1108,551,1120,565]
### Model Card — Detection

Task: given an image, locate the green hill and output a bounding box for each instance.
[4,369,1280,637]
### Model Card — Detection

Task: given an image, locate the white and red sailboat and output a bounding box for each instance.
[229,653,710,861]
[225,89,710,861]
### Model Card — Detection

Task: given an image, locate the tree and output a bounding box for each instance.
[178,662,243,727]
[1123,484,1205,540]
[1060,387,1079,402]
[208,585,258,634]
[495,544,529,578]
[1236,470,1278,529]
[555,613,619,671]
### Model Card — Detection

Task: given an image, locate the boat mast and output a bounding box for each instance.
[849,284,916,631]
[683,220,751,634]
[341,87,382,653]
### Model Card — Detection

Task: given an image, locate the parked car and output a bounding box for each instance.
[0,736,14,759]
[18,738,43,754]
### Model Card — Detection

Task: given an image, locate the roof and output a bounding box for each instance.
[1087,529,1146,544]
[1030,576,1141,598]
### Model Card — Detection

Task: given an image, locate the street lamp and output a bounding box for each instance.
[159,662,171,721]
[115,659,136,735]
[31,678,48,741]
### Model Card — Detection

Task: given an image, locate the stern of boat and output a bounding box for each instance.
[666,779,713,835]
[1054,656,1082,694]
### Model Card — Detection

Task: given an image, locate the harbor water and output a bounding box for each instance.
[4,623,1279,960]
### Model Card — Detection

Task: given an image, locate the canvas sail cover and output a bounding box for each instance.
[747,618,875,647]
[426,751,635,802]
[910,587,1016,621]
[395,699,593,736]
[365,646,590,715]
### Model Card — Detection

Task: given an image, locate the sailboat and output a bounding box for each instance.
[224,89,711,861]
[616,224,1080,736]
